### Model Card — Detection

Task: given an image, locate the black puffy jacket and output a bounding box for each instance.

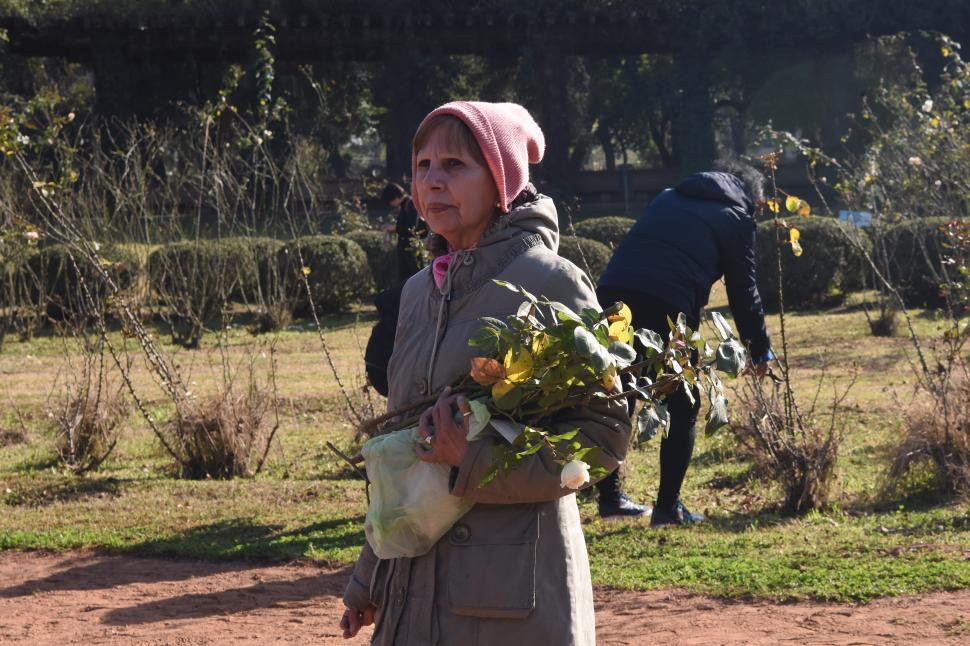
[598,171,771,361]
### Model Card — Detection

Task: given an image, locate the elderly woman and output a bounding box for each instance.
[340,101,631,645]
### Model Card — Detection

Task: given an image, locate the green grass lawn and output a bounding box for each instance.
[2,288,969,602]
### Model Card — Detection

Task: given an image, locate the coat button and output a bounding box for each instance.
[463,254,474,265]
[451,524,470,543]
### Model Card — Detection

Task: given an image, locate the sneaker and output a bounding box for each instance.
[598,492,651,520]
[650,501,704,527]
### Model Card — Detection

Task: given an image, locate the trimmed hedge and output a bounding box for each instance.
[572,216,636,249]
[345,230,397,292]
[233,237,286,304]
[558,236,612,282]
[278,235,373,314]
[755,217,871,311]
[149,239,255,346]
[25,243,141,319]
[877,217,966,308]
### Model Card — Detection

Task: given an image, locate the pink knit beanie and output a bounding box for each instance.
[411,101,545,217]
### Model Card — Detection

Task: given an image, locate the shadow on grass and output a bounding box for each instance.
[11,454,61,473]
[133,516,366,562]
[705,464,760,490]
[843,481,964,517]
[690,445,740,468]
[0,516,365,599]
[3,476,126,507]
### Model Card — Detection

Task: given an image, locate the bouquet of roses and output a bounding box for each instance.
[360,280,746,559]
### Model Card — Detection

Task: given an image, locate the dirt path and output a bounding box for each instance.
[1,550,968,645]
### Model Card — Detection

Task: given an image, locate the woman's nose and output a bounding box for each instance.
[423,163,446,189]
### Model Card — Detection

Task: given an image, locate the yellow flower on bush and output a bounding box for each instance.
[607,303,632,326]
[607,304,634,344]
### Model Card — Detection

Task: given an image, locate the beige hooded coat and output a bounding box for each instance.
[344,195,631,645]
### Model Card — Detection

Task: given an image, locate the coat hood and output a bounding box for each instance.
[675,171,754,215]
[481,192,559,253]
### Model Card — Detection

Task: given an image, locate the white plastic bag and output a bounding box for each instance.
[362,425,475,559]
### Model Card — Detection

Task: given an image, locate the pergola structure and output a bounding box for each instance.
[3,1,969,181]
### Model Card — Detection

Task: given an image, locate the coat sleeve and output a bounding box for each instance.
[722,216,772,362]
[449,395,630,503]
[343,540,378,611]
[449,260,632,504]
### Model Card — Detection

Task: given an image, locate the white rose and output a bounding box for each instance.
[908,156,923,167]
[560,459,590,489]
[922,99,934,113]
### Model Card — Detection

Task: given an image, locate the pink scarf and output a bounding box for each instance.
[432,253,454,289]
[432,245,476,289]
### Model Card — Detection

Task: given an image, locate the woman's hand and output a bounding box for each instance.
[340,605,376,639]
[416,386,470,467]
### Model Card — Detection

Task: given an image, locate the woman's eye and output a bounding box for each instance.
[416,159,430,169]
[445,158,464,169]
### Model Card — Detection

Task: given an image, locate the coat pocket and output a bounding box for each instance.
[445,506,538,619]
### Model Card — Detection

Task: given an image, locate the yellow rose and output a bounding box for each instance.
[608,319,633,344]
[607,303,632,326]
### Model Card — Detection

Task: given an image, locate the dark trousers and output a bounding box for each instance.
[595,286,702,511]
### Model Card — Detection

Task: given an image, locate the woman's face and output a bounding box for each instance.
[414,127,498,250]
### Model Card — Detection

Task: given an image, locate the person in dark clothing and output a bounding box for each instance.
[364,281,405,397]
[594,160,774,524]
[380,182,428,282]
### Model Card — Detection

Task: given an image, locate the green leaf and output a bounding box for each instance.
[479,316,508,330]
[478,465,500,488]
[632,376,654,401]
[516,300,534,318]
[468,328,500,354]
[637,402,669,442]
[705,388,730,436]
[580,307,602,327]
[492,279,518,292]
[667,313,688,337]
[571,447,593,461]
[548,301,582,323]
[608,341,637,368]
[634,328,665,357]
[709,311,735,341]
[516,441,545,458]
[546,429,579,443]
[493,384,524,411]
[574,327,613,372]
[593,322,610,346]
[716,339,748,378]
[492,279,537,304]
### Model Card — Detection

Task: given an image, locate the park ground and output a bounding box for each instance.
[1,550,969,644]
[2,285,970,642]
